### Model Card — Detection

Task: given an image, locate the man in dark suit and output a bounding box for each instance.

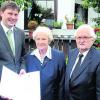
[0,1,26,99]
[65,24,100,100]
[0,1,26,80]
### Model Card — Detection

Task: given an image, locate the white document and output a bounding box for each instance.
[0,66,41,100]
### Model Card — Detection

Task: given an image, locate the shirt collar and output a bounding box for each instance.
[78,49,89,58]
[31,46,52,59]
[1,21,13,33]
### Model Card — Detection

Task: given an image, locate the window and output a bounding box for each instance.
[75,3,88,23]
[24,0,57,29]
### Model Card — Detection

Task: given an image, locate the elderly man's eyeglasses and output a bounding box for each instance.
[76,37,92,40]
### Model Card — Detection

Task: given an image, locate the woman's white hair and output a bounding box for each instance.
[74,24,97,39]
[33,26,53,43]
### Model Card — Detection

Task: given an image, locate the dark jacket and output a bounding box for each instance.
[25,48,66,100]
[65,47,100,100]
[0,24,26,80]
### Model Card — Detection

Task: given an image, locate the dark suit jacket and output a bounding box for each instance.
[0,24,26,80]
[65,47,100,100]
[25,48,66,100]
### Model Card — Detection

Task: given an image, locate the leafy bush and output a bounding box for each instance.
[53,21,63,29]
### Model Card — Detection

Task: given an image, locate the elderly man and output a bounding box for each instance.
[65,24,100,100]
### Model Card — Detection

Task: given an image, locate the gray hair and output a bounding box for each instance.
[0,1,20,12]
[33,26,53,44]
[74,24,97,39]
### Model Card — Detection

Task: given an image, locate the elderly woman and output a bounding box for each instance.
[25,26,66,100]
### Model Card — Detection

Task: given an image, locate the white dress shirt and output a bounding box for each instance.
[70,50,89,78]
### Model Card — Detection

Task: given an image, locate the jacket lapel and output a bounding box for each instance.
[0,24,14,58]
[42,56,51,68]
[71,48,94,82]
[65,49,78,91]
[68,52,78,80]
[13,27,18,57]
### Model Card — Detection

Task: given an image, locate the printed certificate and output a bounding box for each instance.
[0,66,41,100]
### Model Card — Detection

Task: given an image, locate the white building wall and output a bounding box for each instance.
[16,10,24,30]
[88,7,100,26]
[57,0,75,29]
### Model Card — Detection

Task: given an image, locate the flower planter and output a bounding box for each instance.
[94,28,100,32]
[66,23,74,29]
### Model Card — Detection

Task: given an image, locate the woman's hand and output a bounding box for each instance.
[19,69,26,76]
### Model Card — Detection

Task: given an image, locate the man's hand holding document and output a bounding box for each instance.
[0,66,41,100]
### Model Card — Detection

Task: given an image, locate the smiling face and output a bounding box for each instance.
[35,32,49,53]
[1,8,19,28]
[75,28,95,53]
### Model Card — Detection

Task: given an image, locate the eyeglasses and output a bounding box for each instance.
[76,37,92,40]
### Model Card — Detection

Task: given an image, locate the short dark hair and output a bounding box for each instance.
[0,1,20,12]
